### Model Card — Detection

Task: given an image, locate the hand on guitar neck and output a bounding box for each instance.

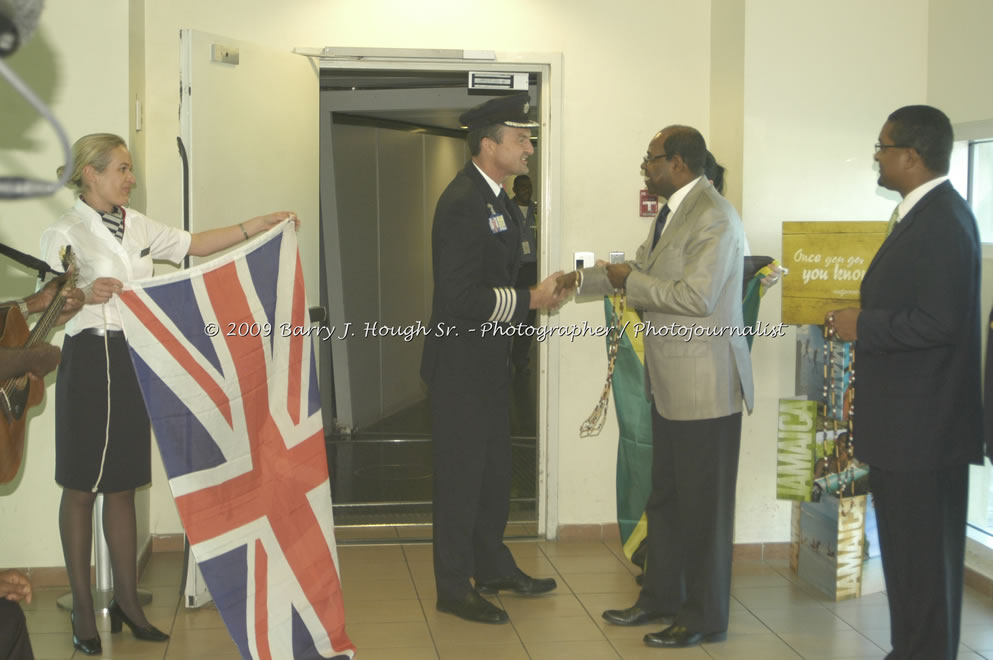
[0,272,83,381]
[25,273,85,325]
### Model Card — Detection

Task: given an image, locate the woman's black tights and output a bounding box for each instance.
[59,487,152,638]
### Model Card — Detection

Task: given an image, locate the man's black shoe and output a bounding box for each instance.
[436,590,509,624]
[476,570,556,596]
[643,624,726,647]
[602,605,673,626]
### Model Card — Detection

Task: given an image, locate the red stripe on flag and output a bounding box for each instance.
[117,290,233,427]
[266,429,349,643]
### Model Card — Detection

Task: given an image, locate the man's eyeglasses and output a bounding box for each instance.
[643,152,673,165]
[874,142,913,154]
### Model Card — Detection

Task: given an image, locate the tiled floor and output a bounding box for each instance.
[20,538,993,659]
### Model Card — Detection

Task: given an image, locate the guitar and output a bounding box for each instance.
[0,246,76,483]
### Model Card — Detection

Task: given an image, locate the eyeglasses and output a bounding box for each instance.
[643,152,673,165]
[874,142,913,154]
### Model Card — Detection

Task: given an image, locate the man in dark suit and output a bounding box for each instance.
[510,174,539,375]
[421,93,565,624]
[560,125,754,648]
[827,105,982,660]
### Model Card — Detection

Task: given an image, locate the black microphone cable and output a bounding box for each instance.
[0,51,72,199]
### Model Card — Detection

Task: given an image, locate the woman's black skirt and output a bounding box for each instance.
[55,332,151,492]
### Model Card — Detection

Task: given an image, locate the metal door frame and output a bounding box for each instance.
[313,52,563,539]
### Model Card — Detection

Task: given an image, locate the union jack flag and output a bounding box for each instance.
[115,223,355,659]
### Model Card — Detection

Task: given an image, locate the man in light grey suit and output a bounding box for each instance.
[560,125,753,648]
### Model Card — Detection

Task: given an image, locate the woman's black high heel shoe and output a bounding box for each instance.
[108,599,170,642]
[71,611,103,655]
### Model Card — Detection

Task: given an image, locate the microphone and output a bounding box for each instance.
[0,0,72,200]
[0,0,42,57]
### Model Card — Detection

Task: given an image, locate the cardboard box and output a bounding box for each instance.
[797,494,867,601]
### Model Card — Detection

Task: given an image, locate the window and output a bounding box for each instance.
[969,140,993,244]
[949,138,993,244]
[950,133,993,542]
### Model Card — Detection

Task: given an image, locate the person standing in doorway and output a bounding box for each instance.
[421,93,565,624]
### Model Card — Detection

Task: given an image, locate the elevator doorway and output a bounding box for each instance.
[318,68,546,541]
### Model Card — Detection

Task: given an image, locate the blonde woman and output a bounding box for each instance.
[41,133,297,655]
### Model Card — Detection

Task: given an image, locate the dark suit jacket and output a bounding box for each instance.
[983,307,993,461]
[420,162,530,389]
[855,180,983,471]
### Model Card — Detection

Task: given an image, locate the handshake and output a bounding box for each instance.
[529,270,572,311]
[531,261,635,311]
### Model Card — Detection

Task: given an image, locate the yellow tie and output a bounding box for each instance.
[885,207,900,236]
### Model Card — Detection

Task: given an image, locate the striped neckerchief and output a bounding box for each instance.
[99,205,125,242]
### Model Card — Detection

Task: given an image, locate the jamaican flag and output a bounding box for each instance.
[602,294,653,551]
[613,258,779,563]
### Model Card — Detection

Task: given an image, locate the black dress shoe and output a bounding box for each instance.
[643,624,727,648]
[602,605,673,626]
[71,612,103,655]
[108,599,170,641]
[437,590,509,624]
[476,570,556,596]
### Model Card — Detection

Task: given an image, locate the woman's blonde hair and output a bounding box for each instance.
[57,133,127,192]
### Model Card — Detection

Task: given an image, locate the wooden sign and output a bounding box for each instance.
[781,221,887,325]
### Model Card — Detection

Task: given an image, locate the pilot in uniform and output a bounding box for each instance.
[421,93,561,624]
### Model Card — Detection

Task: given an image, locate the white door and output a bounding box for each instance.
[179,29,319,295]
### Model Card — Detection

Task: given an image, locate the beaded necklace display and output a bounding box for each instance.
[822,326,857,499]
[580,294,625,437]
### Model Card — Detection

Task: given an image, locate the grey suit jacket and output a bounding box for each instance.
[580,178,754,421]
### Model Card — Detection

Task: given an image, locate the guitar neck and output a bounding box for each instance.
[24,246,77,349]
[24,289,68,348]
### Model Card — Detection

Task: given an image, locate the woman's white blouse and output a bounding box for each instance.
[40,197,192,336]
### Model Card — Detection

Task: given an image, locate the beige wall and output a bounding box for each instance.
[928,0,993,123]
[709,0,745,212]
[3,0,993,569]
